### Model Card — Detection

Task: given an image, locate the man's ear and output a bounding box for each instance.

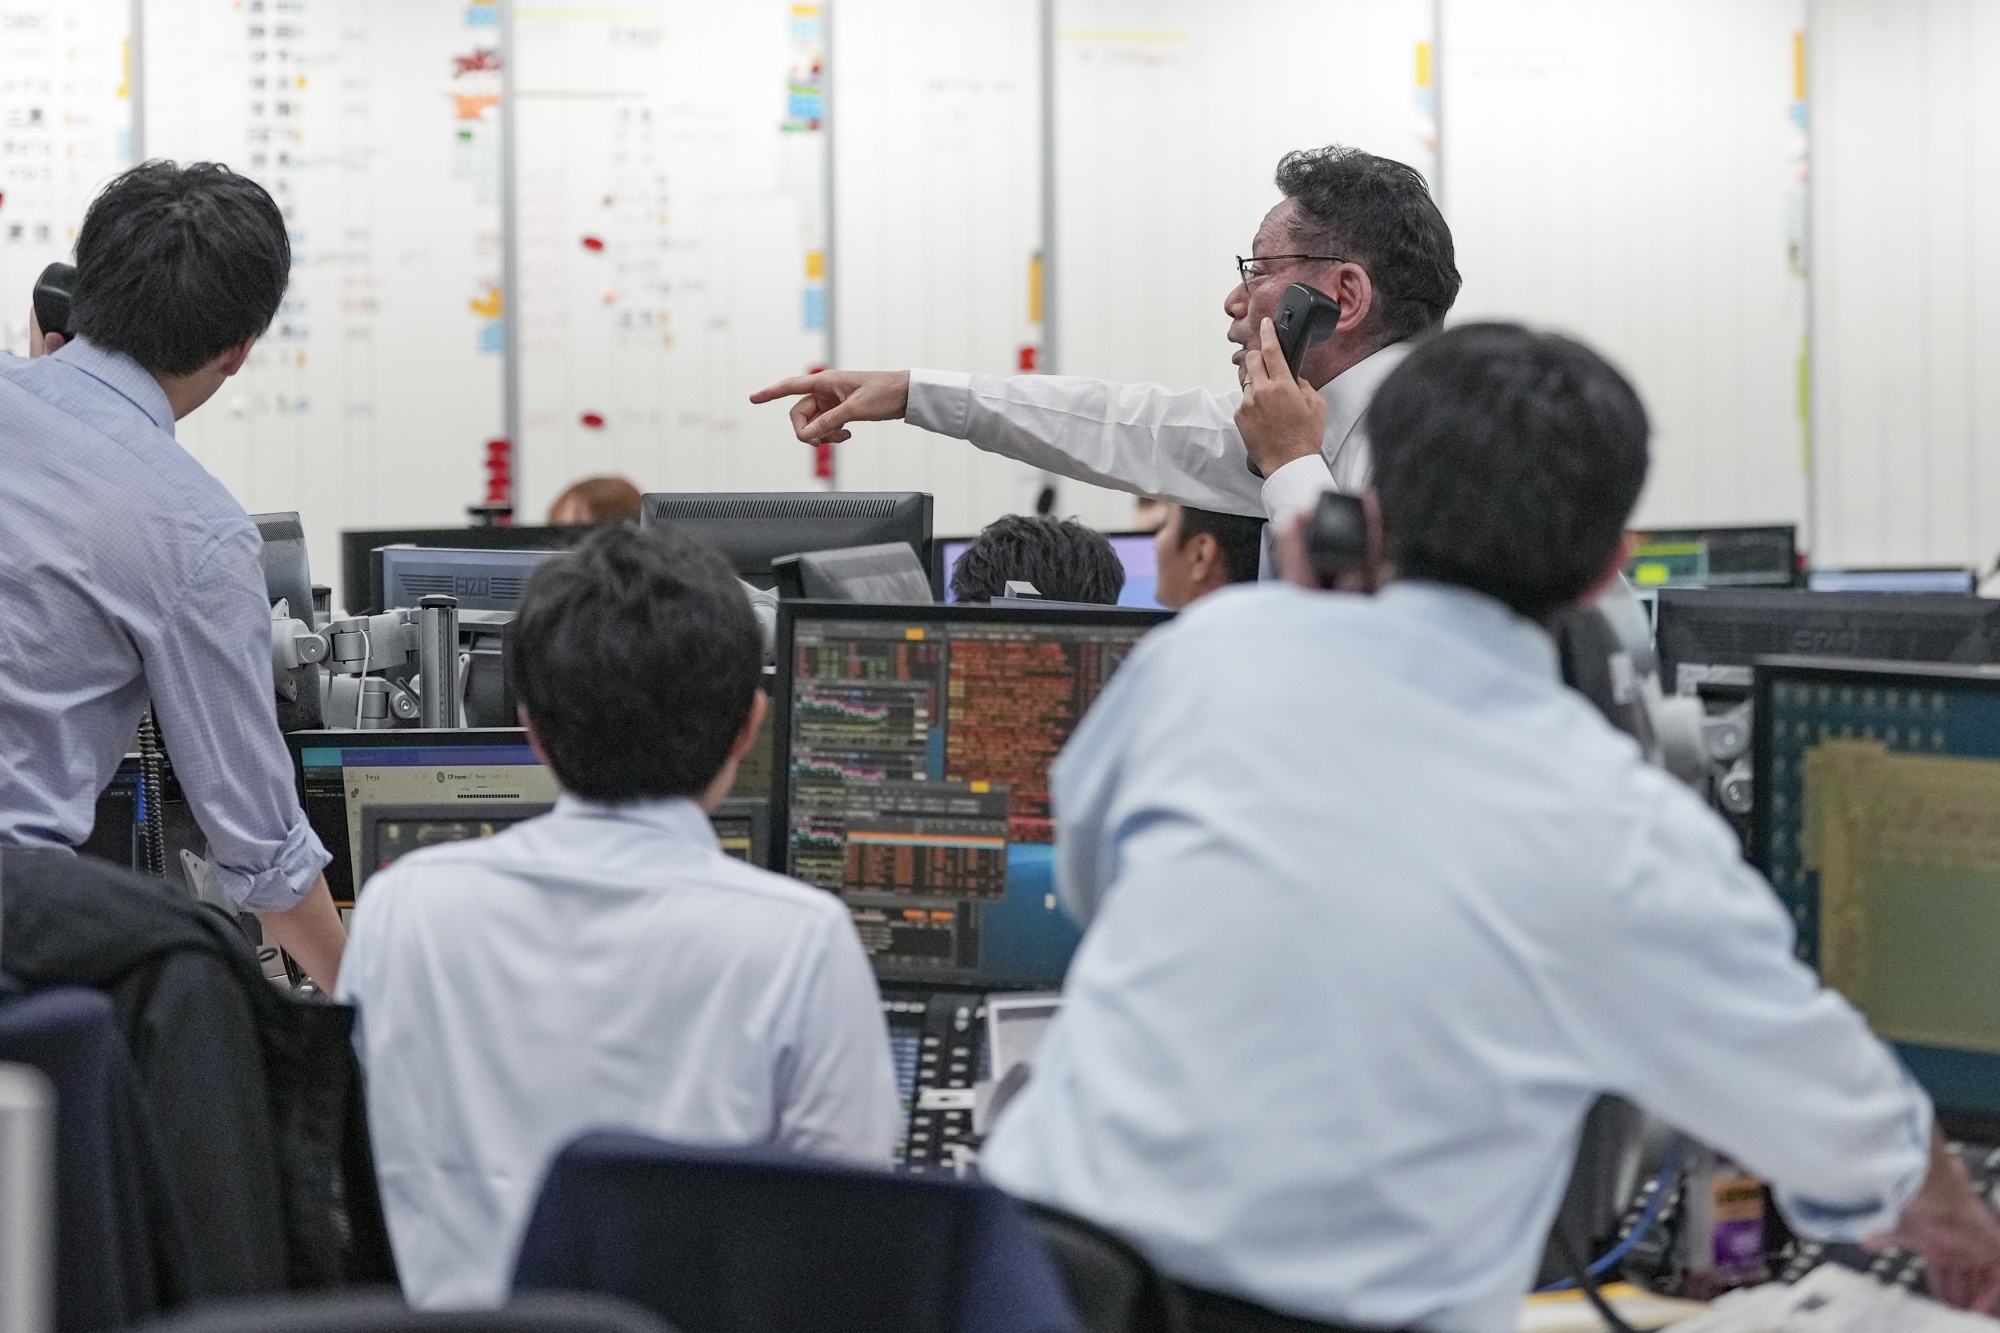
[216,336,256,378]
[1579,532,1637,607]
[518,707,553,769]
[1187,531,1221,581]
[1331,262,1375,338]
[731,691,770,761]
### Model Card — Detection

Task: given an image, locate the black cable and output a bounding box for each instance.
[137,708,169,877]
[1556,1225,1646,1333]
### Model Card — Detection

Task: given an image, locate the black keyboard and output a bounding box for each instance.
[881,991,986,1174]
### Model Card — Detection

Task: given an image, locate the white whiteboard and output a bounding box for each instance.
[0,0,131,353]
[512,0,831,519]
[829,0,1052,538]
[1441,0,1809,538]
[144,0,504,612]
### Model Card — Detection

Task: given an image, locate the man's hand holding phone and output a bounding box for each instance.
[749,369,912,444]
[1235,317,1327,479]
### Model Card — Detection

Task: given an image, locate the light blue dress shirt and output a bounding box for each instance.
[0,338,328,910]
[980,580,1932,1333]
[338,795,903,1308]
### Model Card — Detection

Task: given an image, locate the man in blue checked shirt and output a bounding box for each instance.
[0,162,346,989]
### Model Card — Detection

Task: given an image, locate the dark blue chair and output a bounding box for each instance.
[511,1132,1082,1333]
[0,985,185,1331]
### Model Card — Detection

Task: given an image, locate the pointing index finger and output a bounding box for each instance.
[749,374,820,404]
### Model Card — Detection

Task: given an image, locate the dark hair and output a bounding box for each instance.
[507,525,762,802]
[1174,507,1265,584]
[70,161,290,376]
[1273,145,1459,346]
[1366,323,1649,621]
[951,515,1125,605]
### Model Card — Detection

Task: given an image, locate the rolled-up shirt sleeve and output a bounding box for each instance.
[1574,782,1931,1241]
[142,527,329,911]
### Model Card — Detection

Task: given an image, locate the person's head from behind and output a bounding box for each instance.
[1365,322,1649,623]
[951,514,1125,605]
[548,475,643,526]
[1226,145,1459,390]
[1154,504,1263,610]
[70,160,289,417]
[508,525,766,810]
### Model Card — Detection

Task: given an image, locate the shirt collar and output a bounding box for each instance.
[50,336,176,436]
[551,793,721,847]
[1373,579,1562,683]
[1318,339,1413,453]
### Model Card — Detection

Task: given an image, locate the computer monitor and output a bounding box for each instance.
[1807,567,1979,595]
[286,728,769,905]
[1753,657,2000,1130]
[378,546,560,612]
[936,531,1163,609]
[341,524,592,616]
[772,601,1172,989]
[640,492,932,589]
[1654,589,2000,697]
[1626,524,1797,590]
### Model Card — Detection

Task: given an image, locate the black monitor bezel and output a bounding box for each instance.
[770,598,1173,988]
[640,492,933,588]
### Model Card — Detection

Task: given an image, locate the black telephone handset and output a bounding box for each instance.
[1245,282,1342,478]
[32,261,75,339]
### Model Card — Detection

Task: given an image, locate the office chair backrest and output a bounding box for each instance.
[1019,1203,1186,1333]
[512,1131,1081,1333]
[142,1290,678,1333]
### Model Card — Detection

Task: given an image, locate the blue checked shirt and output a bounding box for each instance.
[0,338,329,910]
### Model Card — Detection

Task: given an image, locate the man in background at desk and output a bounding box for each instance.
[980,323,2000,1332]
[0,162,346,989]
[1152,504,1263,610]
[338,525,900,1309]
[752,144,1459,525]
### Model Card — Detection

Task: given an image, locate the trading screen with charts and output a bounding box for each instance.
[1758,663,2000,1119]
[779,611,1159,987]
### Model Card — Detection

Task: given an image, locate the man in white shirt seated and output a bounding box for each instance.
[978,323,2000,1333]
[749,144,1459,524]
[337,525,902,1309]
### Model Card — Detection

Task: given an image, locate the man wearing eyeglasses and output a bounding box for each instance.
[750,144,1460,524]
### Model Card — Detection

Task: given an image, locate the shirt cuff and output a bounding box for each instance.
[1259,452,1337,522]
[906,369,972,438]
[1772,1094,1933,1242]
[211,816,333,913]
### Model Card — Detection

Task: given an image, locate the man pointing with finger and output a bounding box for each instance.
[751,145,1459,523]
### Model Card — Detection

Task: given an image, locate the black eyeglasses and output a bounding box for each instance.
[1236,254,1346,287]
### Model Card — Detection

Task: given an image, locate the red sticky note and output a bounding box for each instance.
[580,412,606,429]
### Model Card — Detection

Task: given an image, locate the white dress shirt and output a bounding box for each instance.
[337,795,902,1309]
[980,581,1933,1333]
[906,342,1412,522]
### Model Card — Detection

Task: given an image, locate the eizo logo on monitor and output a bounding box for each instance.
[453,575,492,597]
[1788,628,1867,656]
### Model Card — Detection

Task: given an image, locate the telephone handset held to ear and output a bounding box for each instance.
[1245,282,1342,478]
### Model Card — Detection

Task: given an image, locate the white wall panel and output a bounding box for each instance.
[1811,0,2000,571]
[1442,0,1809,539]
[1051,0,1433,529]
[146,0,504,611]
[0,0,131,353]
[830,0,1052,540]
[512,0,829,520]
